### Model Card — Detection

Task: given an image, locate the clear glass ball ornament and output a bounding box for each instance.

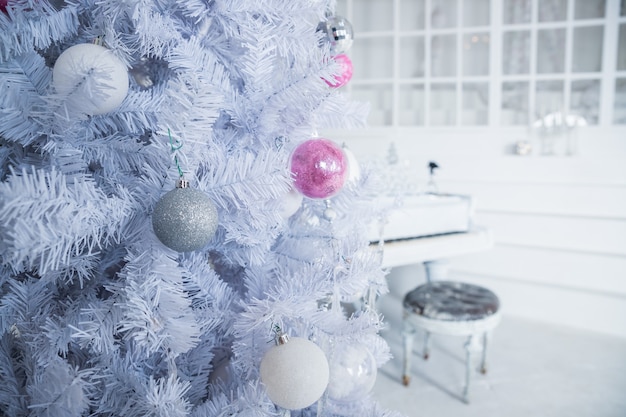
[327,343,377,403]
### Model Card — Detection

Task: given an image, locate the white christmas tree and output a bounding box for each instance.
[0,1,401,416]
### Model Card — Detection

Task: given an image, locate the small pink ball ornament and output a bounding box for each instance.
[324,54,353,88]
[290,138,348,199]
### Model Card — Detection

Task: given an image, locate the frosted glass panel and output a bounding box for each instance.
[570,80,600,125]
[351,37,394,78]
[463,0,490,27]
[431,0,457,28]
[432,34,457,77]
[615,78,626,124]
[574,0,605,19]
[618,24,626,71]
[539,0,568,22]
[353,0,393,32]
[430,83,456,125]
[535,81,564,118]
[503,0,531,24]
[503,31,530,74]
[501,82,529,125]
[399,84,425,125]
[399,37,425,78]
[462,83,489,125]
[400,0,425,30]
[463,33,490,76]
[572,26,603,73]
[537,29,566,73]
[352,84,393,126]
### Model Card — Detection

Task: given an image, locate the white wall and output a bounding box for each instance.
[334,126,626,338]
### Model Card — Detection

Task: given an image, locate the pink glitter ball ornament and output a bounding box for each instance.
[324,54,353,88]
[290,138,348,199]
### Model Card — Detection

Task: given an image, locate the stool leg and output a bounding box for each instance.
[480,331,491,374]
[423,331,431,360]
[402,314,416,386]
[463,334,484,403]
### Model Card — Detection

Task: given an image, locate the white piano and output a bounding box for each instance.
[368,193,492,278]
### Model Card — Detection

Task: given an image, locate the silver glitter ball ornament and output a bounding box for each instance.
[318,15,354,54]
[152,181,218,252]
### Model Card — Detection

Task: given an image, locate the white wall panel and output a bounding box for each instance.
[448,271,626,338]
[473,212,626,255]
[451,245,626,296]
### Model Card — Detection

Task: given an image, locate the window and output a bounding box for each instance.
[337,0,626,126]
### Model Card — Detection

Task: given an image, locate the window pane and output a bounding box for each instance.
[353,0,393,32]
[572,27,604,73]
[502,82,529,125]
[351,37,394,78]
[431,0,458,28]
[400,0,426,30]
[618,24,626,71]
[430,83,456,125]
[539,0,568,22]
[463,0,490,27]
[400,37,425,78]
[622,0,626,15]
[463,83,489,125]
[537,29,566,73]
[615,78,626,124]
[503,31,530,74]
[570,80,600,125]
[503,0,531,24]
[432,34,457,77]
[574,0,605,19]
[535,80,564,119]
[463,33,490,75]
[352,84,393,126]
[399,84,425,125]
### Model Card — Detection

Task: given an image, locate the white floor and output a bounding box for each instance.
[371,294,626,417]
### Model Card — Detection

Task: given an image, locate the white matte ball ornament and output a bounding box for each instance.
[53,43,129,115]
[260,335,330,410]
[279,188,303,220]
[342,146,361,183]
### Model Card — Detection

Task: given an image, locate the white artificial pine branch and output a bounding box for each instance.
[116,249,201,356]
[0,167,132,275]
[0,1,399,415]
[0,4,80,63]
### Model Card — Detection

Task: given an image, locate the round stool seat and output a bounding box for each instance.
[403,281,499,322]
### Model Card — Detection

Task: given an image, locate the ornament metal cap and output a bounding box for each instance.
[92,36,105,46]
[276,333,290,345]
[176,178,190,189]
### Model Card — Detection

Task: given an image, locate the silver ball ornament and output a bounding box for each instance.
[318,15,354,54]
[152,181,218,252]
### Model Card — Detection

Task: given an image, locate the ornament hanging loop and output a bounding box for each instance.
[168,128,185,179]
